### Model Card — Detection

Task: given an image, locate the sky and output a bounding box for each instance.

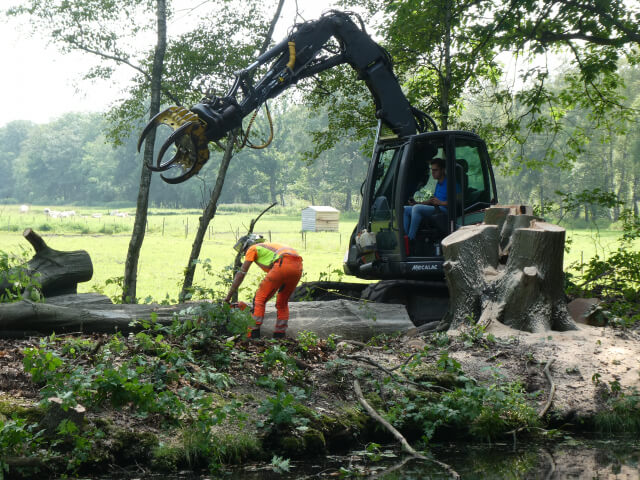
[0,0,339,128]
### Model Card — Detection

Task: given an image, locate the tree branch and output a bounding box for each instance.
[538,358,556,417]
[66,39,182,106]
[353,380,460,479]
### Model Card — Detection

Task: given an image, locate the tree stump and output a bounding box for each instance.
[0,228,93,297]
[441,206,577,333]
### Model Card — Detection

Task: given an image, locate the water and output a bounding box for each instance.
[98,437,640,479]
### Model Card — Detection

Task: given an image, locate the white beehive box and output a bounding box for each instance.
[301,206,339,232]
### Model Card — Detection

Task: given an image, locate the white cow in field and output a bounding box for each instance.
[44,208,61,218]
[19,205,29,213]
[115,212,129,218]
[60,210,76,218]
[91,213,102,218]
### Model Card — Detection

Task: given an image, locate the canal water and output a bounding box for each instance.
[227,437,640,479]
[100,437,640,479]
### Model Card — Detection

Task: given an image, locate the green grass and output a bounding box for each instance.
[0,204,358,302]
[1,204,636,302]
[564,229,638,272]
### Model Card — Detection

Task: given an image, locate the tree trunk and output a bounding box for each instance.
[0,298,187,338]
[180,135,235,300]
[123,0,167,303]
[633,173,639,217]
[0,296,413,341]
[437,0,452,129]
[0,229,93,297]
[178,0,286,300]
[441,206,577,333]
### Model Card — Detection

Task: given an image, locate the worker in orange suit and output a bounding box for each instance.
[224,234,303,339]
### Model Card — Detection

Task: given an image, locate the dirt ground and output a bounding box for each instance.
[445,321,640,421]
[2,310,639,425]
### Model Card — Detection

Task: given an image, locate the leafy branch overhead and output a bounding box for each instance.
[307,0,640,167]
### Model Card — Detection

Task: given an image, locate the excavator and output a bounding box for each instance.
[138,10,499,325]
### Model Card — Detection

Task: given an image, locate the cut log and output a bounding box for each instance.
[0,229,93,297]
[0,295,414,340]
[0,298,186,337]
[441,208,577,333]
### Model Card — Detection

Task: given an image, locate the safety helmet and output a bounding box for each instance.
[233,233,265,253]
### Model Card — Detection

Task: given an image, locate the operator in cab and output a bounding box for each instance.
[224,234,303,339]
[403,157,453,243]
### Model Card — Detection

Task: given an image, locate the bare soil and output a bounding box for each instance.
[446,321,640,421]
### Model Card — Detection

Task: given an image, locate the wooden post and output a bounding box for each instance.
[162,217,165,236]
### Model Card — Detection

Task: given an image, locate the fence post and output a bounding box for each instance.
[162,217,165,237]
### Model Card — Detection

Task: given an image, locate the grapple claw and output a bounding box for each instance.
[137,106,211,183]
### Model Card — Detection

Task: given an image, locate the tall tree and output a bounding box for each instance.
[312,0,640,171]
[0,121,32,201]
[124,0,167,302]
[7,0,169,302]
[179,0,286,300]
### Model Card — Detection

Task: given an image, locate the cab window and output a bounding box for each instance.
[454,141,492,210]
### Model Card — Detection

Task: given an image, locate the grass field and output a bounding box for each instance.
[1,204,636,302]
[0,204,359,302]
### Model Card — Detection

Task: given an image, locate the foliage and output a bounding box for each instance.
[385,369,539,443]
[20,305,249,418]
[181,260,233,302]
[0,249,42,303]
[0,416,43,471]
[566,208,640,327]
[595,387,640,433]
[270,455,291,473]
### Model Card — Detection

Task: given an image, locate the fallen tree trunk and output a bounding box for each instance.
[0,297,185,337]
[0,295,414,340]
[0,229,93,297]
[441,206,577,333]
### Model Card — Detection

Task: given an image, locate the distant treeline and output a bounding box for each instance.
[0,104,369,211]
[1,87,639,224]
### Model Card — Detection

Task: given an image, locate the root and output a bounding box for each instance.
[538,358,556,417]
[353,379,460,479]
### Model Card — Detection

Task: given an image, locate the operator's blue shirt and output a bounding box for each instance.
[434,179,447,203]
[433,176,461,211]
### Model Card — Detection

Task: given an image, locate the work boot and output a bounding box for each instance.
[247,327,261,339]
[273,331,286,339]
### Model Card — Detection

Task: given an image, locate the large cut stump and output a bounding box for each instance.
[0,228,93,297]
[441,206,577,333]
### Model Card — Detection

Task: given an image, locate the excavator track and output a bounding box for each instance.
[292,280,449,327]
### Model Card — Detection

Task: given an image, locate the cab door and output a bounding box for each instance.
[450,133,498,227]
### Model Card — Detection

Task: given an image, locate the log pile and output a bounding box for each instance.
[441,206,577,333]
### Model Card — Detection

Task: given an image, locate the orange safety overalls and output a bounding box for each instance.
[245,243,303,334]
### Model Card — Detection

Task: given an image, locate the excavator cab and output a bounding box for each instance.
[344,130,498,281]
